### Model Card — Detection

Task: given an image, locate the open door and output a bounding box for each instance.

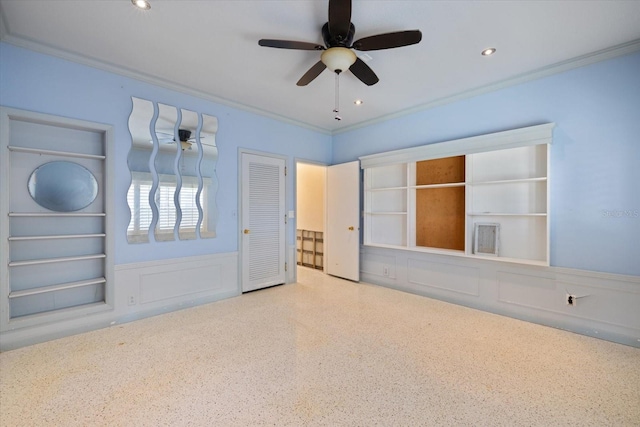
[240,152,286,292]
[326,160,360,281]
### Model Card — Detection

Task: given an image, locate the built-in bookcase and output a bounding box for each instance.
[466,144,548,263]
[361,124,553,266]
[0,107,113,331]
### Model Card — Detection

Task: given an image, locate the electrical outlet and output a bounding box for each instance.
[128,295,136,306]
[383,266,389,277]
[566,294,576,306]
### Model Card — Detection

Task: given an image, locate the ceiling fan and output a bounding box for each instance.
[155,129,197,150]
[258,0,422,87]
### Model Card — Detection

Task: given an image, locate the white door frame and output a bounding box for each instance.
[293,158,328,283]
[238,149,288,293]
[294,159,361,283]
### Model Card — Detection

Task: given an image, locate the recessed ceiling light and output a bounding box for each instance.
[354,99,363,106]
[132,0,151,10]
[481,48,496,56]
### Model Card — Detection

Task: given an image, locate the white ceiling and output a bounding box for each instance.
[1,0,640,134]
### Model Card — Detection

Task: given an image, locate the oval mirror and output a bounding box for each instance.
[28,161,98,212]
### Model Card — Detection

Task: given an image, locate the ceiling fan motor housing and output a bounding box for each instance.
[322,22,355,48]
[178,129,192,142]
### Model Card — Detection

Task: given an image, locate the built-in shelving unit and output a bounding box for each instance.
[1,107,113,328]
[361,124,553,266]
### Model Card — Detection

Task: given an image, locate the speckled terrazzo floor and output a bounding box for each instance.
[1,267,639,426]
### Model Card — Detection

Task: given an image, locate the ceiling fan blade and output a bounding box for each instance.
[297,61,327,86]
[328,0,352,40]
[349,57,379,86]
[352,30,422,51]
[259,39,324,50]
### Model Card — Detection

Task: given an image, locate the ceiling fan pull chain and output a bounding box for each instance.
[334,72,342,121]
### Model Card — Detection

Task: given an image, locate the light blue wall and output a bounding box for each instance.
[333,51,640,276]
[2,43,639,275]
[0,43,332,265]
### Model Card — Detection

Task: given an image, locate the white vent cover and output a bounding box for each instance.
[474,223,500,256]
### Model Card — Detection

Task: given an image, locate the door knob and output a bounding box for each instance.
[348,226,354,231]
[244,229,250,234]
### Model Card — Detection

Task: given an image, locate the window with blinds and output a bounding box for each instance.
[127,173,208,241]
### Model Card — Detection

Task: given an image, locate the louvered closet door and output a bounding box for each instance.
[241,153,286,292]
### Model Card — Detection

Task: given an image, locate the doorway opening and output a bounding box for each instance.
[295,161,327,278]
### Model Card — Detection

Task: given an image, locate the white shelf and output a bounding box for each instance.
[364,243,462,257]
[9,212,106,217]
[8,145,105,160]
[468,144,547,183]
[367,186,407,214]
[468,212,547,217]
[367,186,408,191]
[362,128,551,265]
[9,233,106,241]
[469,177,546,186]
[9,254,106,267]
[9,277,106,299]
[412,182,465,189]
[366,212,408,215]
[366,163,407,189]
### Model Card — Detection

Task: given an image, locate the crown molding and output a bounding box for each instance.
[0,3,9,40]
[2,27,638,138]
[0,33,332,136]
[333,39,640,136]
[359,123,554,168]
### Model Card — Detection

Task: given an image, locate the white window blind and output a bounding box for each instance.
[127,173,207,238]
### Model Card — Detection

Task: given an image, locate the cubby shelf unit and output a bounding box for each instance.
[361,124,553,266]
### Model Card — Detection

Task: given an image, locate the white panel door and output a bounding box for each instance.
[326,161,360,281]
[241,153,286,292]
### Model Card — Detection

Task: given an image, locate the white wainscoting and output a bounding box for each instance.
[0,252,239,351]
[407,259,481,296]
[361,246,640,348]
[116,253,238,311]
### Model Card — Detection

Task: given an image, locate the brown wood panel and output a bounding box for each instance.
[416,187,465,250]
[416,156,465,185]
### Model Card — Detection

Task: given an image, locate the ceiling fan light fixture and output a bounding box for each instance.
[321,47,357,73]
[131,0,151,10]
[481,47,496,56]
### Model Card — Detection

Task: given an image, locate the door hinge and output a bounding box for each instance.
[285,214,288,224]
[284,166,287,176]
[285,262,288,272]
